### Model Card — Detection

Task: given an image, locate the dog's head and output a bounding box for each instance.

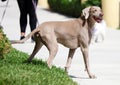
[82,6,103,23]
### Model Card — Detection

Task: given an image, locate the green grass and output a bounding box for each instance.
[0,49,77,85]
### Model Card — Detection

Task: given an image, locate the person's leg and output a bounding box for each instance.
[28,0,38,32]
[27,0,38,41]
[17,0,28,39]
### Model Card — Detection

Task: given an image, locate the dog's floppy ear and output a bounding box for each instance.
[82,7,91,19]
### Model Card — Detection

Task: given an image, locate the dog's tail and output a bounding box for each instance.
[11,28,39,44]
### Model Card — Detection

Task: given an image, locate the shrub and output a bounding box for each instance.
[48,0,82,17]
[81,0,101,9]
[0,28,11,58]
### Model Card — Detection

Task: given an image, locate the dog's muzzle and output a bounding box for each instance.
[93,13,103,23]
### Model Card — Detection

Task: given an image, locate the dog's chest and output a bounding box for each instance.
[58,39,79,49]
[57,35,79,49]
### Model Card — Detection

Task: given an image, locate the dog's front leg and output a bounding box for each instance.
[65,49,76,73]
[81,46,96,78]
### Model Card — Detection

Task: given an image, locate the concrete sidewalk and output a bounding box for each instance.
[1,0,120,85]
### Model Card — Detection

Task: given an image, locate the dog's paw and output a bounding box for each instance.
[47,63,52,69]
[65,67,69,74]
[89,74,97,79]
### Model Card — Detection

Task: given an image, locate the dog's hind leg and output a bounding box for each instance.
[27,36,43,62]
[45,36,58,69]
[47,43,58,68]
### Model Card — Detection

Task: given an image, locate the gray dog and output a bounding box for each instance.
[12,6,103,78]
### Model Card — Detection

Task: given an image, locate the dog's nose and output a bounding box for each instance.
[100,13,103,17]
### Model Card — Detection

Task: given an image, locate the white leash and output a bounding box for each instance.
[0,0,9,29]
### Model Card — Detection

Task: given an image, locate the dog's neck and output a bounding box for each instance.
[87,16,96,29]
[81,16,95,29]
[80,17,94,44]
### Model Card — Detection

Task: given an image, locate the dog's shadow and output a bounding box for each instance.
[23,59,48,67]
[69,75,90,79]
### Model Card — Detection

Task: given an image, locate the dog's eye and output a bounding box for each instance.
[94,10,97,12]
[93,10,97,13]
